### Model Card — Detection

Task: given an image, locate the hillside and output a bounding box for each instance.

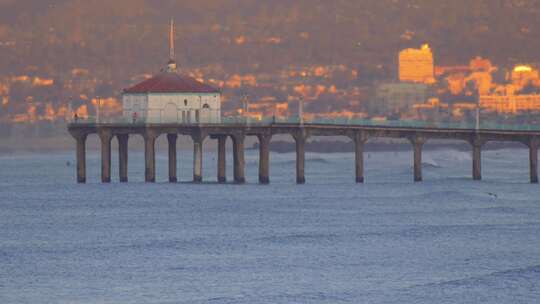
[1,0,539,74]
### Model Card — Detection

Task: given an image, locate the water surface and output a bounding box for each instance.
[1,149,539,303]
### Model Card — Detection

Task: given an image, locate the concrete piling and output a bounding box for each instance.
[144,132,157,183]
[117,134,129,183]
[167,134,178,183]
[99,131,112,183]
[192,133,204,183]
[530,139,539,184]
[75,134,87,184]
[217,136,227,183]
[472,139,483,181]
[258,134,271,184]
[411,137,426,182]
[232,134,246,184]
[354,132,368,183]
[294,133,306,184]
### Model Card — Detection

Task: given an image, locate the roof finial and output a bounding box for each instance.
[167,18,177,72]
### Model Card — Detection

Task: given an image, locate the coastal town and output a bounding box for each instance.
[2,42,540,140]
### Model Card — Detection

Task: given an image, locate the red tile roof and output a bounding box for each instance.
[123,71,220,94]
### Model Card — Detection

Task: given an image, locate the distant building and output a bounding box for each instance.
[399,44,435,84]
[413,98,449,121]
[469,56,493,72]
[375,82,430,113]
[510,65,540,90]
[467,71,493,95]
[435,65,470,78]
[356,63,392,86]
[122,20,221,124]
[481,92,540,114]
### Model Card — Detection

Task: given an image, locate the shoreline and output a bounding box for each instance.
[251,140,529,153]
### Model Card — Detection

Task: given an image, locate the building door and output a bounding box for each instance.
[163,103,178,123]
[201,104,211,123]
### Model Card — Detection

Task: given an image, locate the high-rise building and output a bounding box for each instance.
[399,44,435,84]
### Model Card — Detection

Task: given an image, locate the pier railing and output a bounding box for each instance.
[69,115,540,131]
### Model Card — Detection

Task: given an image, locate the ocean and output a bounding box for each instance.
[1,148,539,303]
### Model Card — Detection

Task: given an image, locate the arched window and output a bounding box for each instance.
[202,103,210,109]
[184,99,188,106]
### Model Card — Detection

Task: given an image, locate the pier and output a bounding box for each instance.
[68,120,540,184]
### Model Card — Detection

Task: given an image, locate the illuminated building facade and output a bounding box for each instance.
[480,94,540,114]
[399,44,435,84]
[511,65,540,90]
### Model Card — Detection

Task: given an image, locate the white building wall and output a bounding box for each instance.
[122,94,148,122]
[123,93,221,124]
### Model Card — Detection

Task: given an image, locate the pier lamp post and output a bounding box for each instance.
[67,96,73,122]
[273,102,277,124]
[298,69,307,125]
[96,96,101,124]
[475,97,480,131]
[198,96,202,124]
[242,94,249,125]
[299,95,304,125]
[475,105,480,131]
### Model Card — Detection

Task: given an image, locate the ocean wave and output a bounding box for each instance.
[422,155,441,168]
[276,157,331,165]
[255,232,339,244]
[405,264,540,290]
[436,150,472,162]
[202,291,354,304]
